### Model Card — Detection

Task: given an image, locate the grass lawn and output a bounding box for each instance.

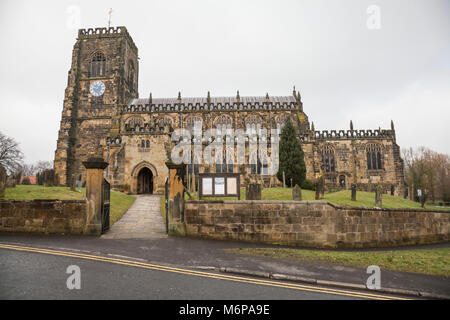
[109,190,136,225]
[4,185,135,226]
[225,247,450,277]
[185,187,448,211]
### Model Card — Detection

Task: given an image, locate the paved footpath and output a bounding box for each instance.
[101,195,167,239]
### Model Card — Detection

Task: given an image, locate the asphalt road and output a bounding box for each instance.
[0,244,406,300]
[1,234,448,297]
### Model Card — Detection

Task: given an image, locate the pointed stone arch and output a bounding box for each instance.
[131,161,158,194]
[131,161,158,178]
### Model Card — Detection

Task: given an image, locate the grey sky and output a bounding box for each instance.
[0,0,449,164]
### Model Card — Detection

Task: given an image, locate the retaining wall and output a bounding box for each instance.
[183,200,449,248]
[0,199,87,234]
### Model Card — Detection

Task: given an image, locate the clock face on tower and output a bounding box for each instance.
[89,80,106,97]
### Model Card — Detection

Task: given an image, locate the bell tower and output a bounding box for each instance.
[54,26,138,185]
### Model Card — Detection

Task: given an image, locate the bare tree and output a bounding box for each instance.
[402,146,450,205]
[19,160,53,176]
[431,153,450,202]
[19,163,36,176]
[0,131,24,173]
[35,160,52,172]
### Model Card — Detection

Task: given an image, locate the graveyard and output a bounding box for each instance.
[182,187,448,211]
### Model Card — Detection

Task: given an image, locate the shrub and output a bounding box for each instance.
[21,177,31,185]
[301,179,315,190]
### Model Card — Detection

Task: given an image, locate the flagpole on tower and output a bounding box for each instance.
[108,8,113,28]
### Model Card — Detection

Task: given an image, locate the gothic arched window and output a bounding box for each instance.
[215,115,232,136]
[246,115,262,138]
[366,143,382,170]
[321,145,335,173]
[90,52,106,77]
[216,149,234,173]
[186,116,202,134]
[250,152,264,174]
[275,114,290,133]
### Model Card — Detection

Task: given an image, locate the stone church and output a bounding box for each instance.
[54,26,406,196]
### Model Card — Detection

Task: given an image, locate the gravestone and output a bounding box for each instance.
[315,175,324,200]
[0,165,6,198]
[375,185,383,206]
[292,184,302,201]
[351,183,357,201]
[315,181,320,200]
[246,183,261,200]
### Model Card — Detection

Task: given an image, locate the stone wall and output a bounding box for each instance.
[182,200,449,248]
[0,199,87,234]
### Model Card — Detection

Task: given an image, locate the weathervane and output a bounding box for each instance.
[108,8,113,28]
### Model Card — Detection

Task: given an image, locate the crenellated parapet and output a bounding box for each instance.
[301,128,396,142]
[77,26,137,54]
[123,121,174,135]
[122,96,299,114]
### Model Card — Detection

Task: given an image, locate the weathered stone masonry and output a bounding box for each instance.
[0,200,87,234]
[0,157,110,236]
[183,200,449,248]
[54,26,407,196]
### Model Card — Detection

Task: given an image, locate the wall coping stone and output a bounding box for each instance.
[333,205,450,213]
[186,200,330,205]
[185,200,450,214]
[0,199,86,204]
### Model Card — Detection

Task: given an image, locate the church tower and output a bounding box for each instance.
[54,26,139,185]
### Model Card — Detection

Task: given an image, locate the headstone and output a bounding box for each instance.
[351,183,357,201]
[292,184,302,201]
[0,165,6,197]
[315,178,320,200]
[375,185,382,206]
[246,183,261,200]
[315,175,325,200]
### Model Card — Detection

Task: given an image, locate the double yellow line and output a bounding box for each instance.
[0,243,408,300]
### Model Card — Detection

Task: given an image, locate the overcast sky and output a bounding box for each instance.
[0,0,449,164]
